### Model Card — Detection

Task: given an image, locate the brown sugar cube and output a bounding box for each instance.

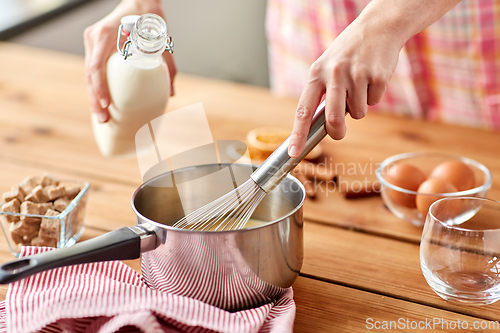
[22,229,39,245]
[10,220,40,242]
[24,193,37,202]
[31,236,57,248]
[39,209,60,240]
[13,185,26,198]
[43,185,66,201]
[41,173,59,187]
[35,202,54,215]
[21,176,40,194]
[11,232,23,245]
[62,185,82,199]
[3,187,24,203]
[43,209,59,218]
[20,201,41,224]
[30,236,44,247]
[20,201,40,215]
[0,199,21,223]
[31,185,49,203]
[54,197,71,212]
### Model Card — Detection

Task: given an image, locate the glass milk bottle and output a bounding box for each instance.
[92,14,173,158]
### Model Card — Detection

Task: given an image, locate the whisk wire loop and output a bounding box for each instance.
[172,179,265,231]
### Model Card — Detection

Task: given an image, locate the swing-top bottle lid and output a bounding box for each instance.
[131,14,169,54]
[121,15,140,35]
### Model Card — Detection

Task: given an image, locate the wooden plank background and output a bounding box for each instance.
[0,42,499,331]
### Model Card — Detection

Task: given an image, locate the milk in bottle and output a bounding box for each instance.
[92,14,173,158]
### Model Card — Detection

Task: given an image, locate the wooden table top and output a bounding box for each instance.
[0,42,500,332]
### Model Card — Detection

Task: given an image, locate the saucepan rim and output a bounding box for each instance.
[130,163,306,233]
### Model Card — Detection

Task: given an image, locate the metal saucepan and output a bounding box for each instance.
[0,163,305,311]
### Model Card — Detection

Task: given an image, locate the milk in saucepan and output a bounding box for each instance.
[91,14,173,158]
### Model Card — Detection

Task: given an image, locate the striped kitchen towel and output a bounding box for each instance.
[0,247,295,333]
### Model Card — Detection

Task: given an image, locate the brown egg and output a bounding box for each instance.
[429,160,475,191]
[385,162,427,208]
[416,178,458,217]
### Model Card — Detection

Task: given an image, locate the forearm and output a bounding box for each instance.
[357,0,462,48]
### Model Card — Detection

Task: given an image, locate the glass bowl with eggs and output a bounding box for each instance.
[376,152,492,226]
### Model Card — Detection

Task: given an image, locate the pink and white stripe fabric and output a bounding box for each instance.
[141,232,288,312]
[266,0,500,130]
[0,247,295,333]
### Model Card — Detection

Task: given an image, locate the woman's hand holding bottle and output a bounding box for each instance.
[84,0,176,123]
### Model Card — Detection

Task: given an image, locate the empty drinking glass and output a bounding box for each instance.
[420,197,500,305]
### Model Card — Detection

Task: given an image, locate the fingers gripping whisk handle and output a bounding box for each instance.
[250,101,327,193]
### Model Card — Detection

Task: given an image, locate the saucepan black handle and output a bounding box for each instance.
[0,227,143,284]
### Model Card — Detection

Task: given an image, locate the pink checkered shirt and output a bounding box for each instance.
[266,0,500,130]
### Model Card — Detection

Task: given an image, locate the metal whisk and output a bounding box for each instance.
[172,101,328,231]
[172,178,265,231]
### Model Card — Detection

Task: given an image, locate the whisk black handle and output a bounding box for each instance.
[250,101,328,193]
